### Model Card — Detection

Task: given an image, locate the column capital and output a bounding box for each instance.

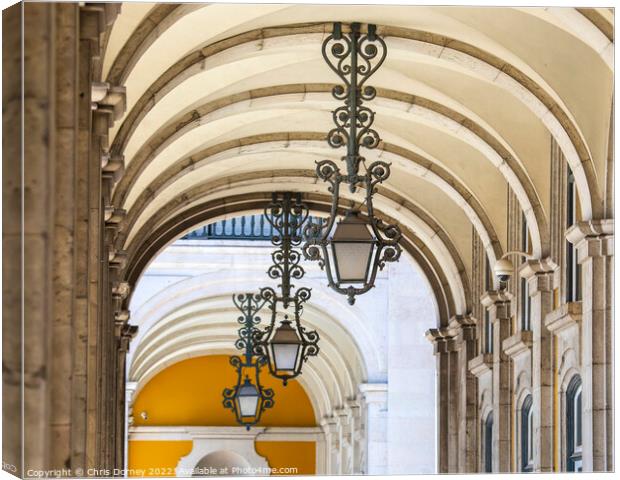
[346,398,362,413]
[518,257,557,279]
[358,383,387,405]
[119,323,138,353]
[320,415,339,434]
[481,291,512,321]
[519,258,556,294]
[126,381,138,396]
[91,81,126,122]
[425,327,457,353]
[566,220,614,261]
[480,290,512,308]
[109,250,128,270]
[448,314,477,341]
[334,407,351,426]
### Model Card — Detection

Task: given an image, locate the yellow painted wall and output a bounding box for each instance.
[129,355,317,476]
[128,441,192,477]
[132,355,316,427]
[256,442,316,475]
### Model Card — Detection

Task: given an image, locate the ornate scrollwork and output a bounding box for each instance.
[322,23,387,102]
[321,22,387,184]
[225,191,321,426]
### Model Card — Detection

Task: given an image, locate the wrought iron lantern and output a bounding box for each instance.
[255,193,320,386]
[224,193,319,427]
[269,317,301,372]
[235,376,261,418]
[303,22,402,305]
[223,292,274,429]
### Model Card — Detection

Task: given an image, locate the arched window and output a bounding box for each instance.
[484,412,493,473]
[521,395,533,472]
[566,376,583,472]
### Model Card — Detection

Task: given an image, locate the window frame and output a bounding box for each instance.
[566,376,583,472]
[520,395,533,472]
[484,412,494,473]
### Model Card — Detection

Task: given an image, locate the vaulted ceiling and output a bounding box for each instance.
[103,3,614,322]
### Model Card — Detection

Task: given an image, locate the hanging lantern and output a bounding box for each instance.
[302,22,402,305]
[256,286,319,386]
[236,376,261,418]
[331,210,376,284]
[269,317,302,373]
[223,293,274,429]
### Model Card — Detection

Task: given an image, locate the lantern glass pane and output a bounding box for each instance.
[333,241,373,283]
[273,343,300,371]
[238,394,259,417]
[237,381,260,417]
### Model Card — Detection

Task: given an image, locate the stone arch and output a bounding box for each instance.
[194,450,251,473]
[111,86,548,256]
[176,438,268,477]
[120,192,467,324]
[106,20,604,219]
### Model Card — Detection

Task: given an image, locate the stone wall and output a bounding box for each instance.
[2,2,130,475]
[429,135,614,473]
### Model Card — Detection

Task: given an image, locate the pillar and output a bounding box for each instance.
[519,259,555,472]
[481,291,512,472]
[425,329,457,473]
[449,316,478,472]
[319,416,339,474]
[347,399,363,474]
[358,383,388,474]
[124,382,138,475]
[567,220,613,471]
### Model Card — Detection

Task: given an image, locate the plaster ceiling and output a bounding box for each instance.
[103,3,614,319]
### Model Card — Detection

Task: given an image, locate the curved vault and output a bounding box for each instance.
[103,4,613,330]
[126,268,423,421]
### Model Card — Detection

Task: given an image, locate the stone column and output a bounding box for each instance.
[117,322,137,474]
[124,382,138,474]
[519,259,555,472]
[567,220,613,471]
[358,383,388,474]
[481,291,513,472]
[449,316,478,472]
[347,399,363,474]
[20,2,57,472]
[425,329,456,473]
[319,416,339,474]
[335,407,353,474]
[2,3,23,474]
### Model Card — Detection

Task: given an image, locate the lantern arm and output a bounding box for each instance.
[222,356,245,420]
[302,160,341,266]
[293,289,320,360]
[365,161,403,255]
[253,360,275,411]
